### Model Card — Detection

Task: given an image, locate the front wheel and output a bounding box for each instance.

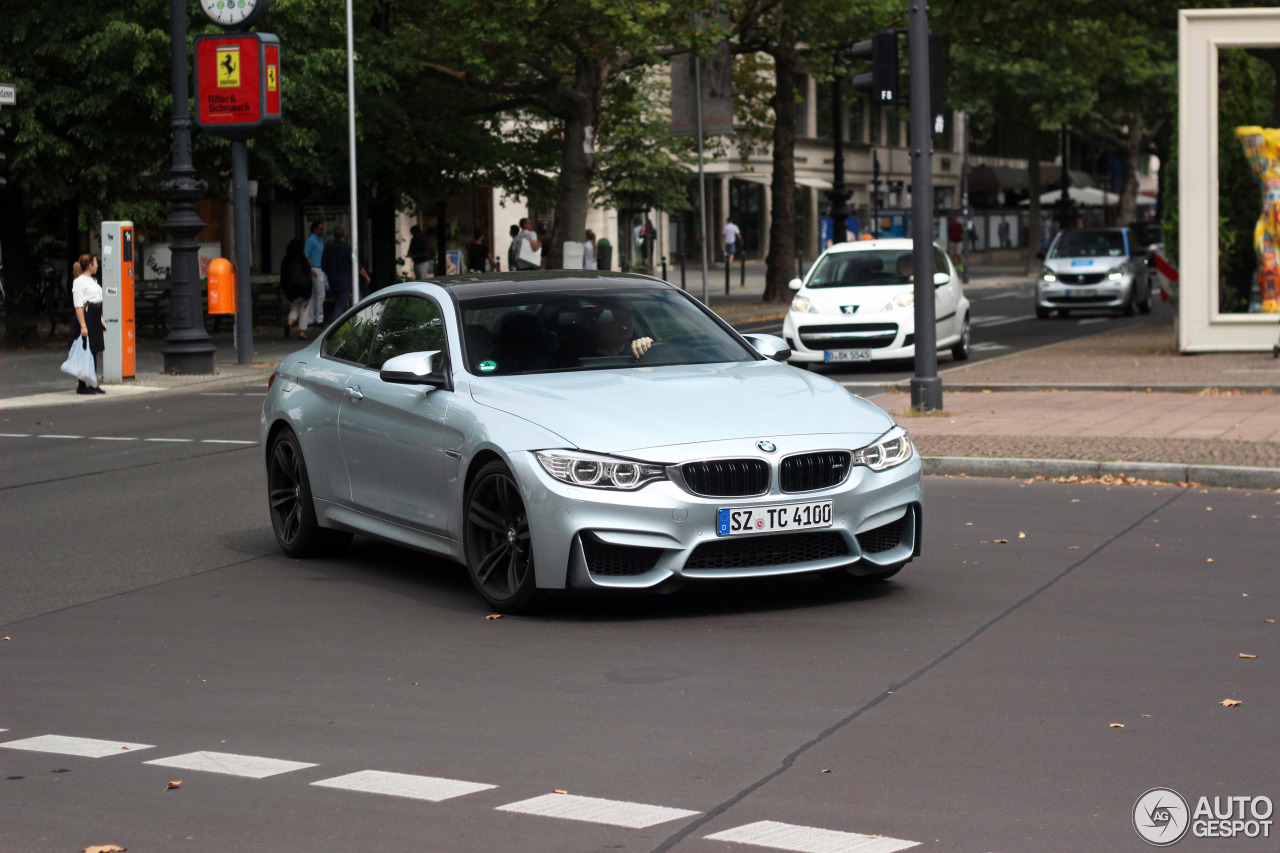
[463,460,543,613]
[1035,305,1051,320]
[951,315,972,361]
[267,428,353,558]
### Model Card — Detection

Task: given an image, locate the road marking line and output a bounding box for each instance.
[144,750,317,778]
[37,435,83,439]
[970,315,1010,325]
[89,436,140,441]
[970,342,1011,352]
[497,793,699,828]
[144,438,195,443]
[975,291,1026,300]
[0,433,31,438]
[973,316,1027,328]
[1077,318,1109,325]
[312,770,496,802]
[706,820,920,853]
[201,439,256,445]
[198,393,240,396]
[1,734,155,758]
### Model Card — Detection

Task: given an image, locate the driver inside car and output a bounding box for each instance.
[590,304,653,359]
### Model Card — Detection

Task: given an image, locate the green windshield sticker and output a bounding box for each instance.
[479,360,497,372]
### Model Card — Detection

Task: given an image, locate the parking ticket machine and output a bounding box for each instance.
[101,221,136,382]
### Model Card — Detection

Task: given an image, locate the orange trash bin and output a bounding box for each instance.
[208,257,236,314]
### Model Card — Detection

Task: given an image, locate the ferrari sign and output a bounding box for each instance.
[194,33,281,139]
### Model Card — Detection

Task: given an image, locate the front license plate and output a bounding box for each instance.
[824,349,872,362]
[1065,288,1093,297]
[717,501,834,536]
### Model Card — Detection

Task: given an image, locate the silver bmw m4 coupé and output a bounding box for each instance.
[262,272,922,612]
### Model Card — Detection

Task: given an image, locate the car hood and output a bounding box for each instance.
[468,361,895,456]
[1043,256,1127,274]
[797,284,926,316]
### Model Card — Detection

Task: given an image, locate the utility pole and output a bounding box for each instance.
[827,73,851,245]
[908,0,941,412]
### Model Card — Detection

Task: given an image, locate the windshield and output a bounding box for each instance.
[458,287,758,376]
[1049,230,1127,259]
[804,249,915,289]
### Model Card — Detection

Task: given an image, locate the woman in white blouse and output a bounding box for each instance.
[71,253,106,394]
[583,230,598,270]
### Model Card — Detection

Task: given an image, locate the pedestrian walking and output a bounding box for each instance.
[408,225,431,279]
[279,238,312,340]
[305,220,327,326]
[514,218,542,270]
[643,218,657,267]
[722,216,741,265]
[998,219,1011,249]
[70,253,106,394]
[507,224,521,272]
[583,229,598,270]
[320,226,369,318]
[466,228,497,272]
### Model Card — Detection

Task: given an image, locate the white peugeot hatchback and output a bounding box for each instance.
[782,239,971,367]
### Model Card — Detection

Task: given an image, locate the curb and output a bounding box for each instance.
[923,455,1280,490]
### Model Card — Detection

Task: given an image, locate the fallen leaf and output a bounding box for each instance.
[1239,654,1257,659]
[821,769,831,774]
[1018,532,1026,539]
[2,637,9,641]
[1068,546,1081,550]
[165,780,182,790]
[1206,558,1214,563]
[120,746,129,750]
[485,614,503,620]
[82,846,127,853]
[1110,723,1124,728]
[1140,715,1152,718]
[1266,619,1276,623]
[1220,699,1242,707]
[553,789,568,795]
[993,539,1009,544]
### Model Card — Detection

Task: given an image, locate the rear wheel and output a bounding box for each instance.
[463,460,542,613]
[951,315,971,361]
[1122,289,1136,316]
[267,428,352,558]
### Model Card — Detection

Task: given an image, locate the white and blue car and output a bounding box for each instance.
[1035,227,1154,318]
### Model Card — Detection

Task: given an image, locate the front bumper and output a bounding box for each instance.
[1036,276,1133,309]
[782,310,918,363]
[510,441,924,591]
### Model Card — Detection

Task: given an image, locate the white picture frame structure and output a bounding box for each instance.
[1179,8,1280,351]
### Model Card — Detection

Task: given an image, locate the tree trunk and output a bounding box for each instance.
[1,186,40,347]
[435,198,449,276]
[1118,114,1143,226]
[371,190,397,289]
[1027,137,1042,270]
[550,62,604,270]
[764,49,798,303]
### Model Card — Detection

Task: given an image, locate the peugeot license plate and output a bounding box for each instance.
[717,501,834,536]
[824,349,872,362]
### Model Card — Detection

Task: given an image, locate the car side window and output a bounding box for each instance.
[323,301,386,365]
[368,295,448,372]
[933,247,950,280]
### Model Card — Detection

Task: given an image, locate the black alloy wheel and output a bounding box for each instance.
[463,460,542,612]
[267,429,352,558]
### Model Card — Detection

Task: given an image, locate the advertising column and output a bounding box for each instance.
[101,221,136,383]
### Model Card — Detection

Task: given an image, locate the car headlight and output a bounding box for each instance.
[880,293,914,312]
[851,426,914,471]
[536,450,667,490]
[1040,267,1057,282]
[1108,271,1125,280]
[791,295,817,313]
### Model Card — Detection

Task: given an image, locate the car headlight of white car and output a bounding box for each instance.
[880,293,914,312]
[851,426,914,471]
[1108,270,1125,280]
[536,450,667,490]
[1040,266,1057,282]
[791,295,817,313]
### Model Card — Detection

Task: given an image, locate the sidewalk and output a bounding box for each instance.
[3,266,1277,488]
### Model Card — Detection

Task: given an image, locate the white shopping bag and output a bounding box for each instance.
[517,238,542,269]
[60,337,97,387]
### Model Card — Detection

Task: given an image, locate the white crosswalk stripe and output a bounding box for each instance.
[144,750,317,778]
[706,820,920,853]
[312,770,496,802]
[1,734,154,758]
[0,434,254,445]
[970,342,1010,352]
[496,792,700,828]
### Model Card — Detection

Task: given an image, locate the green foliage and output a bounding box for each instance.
[592,73,694,213]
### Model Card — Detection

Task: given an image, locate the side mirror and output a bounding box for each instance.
[788,278,803,291]
[380,350,446,388]
[933,271,951,286]
[742,333,792,362]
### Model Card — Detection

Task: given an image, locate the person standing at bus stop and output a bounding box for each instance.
[70,253,106,394]
[304,220,327,327]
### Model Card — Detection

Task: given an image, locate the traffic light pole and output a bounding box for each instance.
[908,0,942,412]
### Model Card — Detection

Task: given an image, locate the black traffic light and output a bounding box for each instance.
[850,31,899,105]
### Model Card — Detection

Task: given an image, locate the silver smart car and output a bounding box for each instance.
[262,273,923,612]
[1035,227,1154,318]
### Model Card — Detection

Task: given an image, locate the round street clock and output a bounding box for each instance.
[199,0,272,29]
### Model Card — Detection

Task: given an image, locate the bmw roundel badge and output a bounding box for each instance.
[757,440,777,453]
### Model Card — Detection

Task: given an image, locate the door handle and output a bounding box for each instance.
[346,385,364,402]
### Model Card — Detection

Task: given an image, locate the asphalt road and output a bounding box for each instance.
[2,382,1275,852]
[739,280,1154,389]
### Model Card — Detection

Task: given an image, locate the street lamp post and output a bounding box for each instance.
[160,0,215,375]
[908,0,941,412]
